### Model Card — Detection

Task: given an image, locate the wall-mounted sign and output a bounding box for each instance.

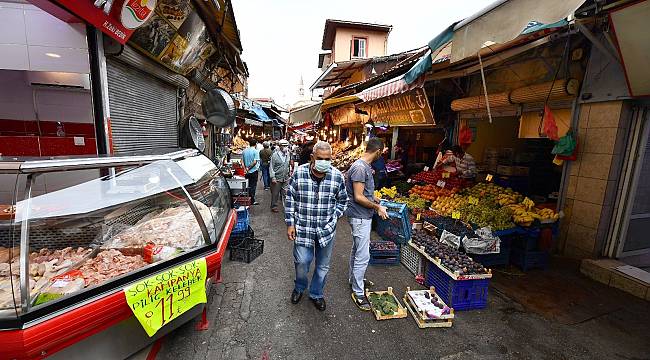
[363,88,435,127]
[34,0,154,44]
[128,0,216,75]
[121,0,157,30]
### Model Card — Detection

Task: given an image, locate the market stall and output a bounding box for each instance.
[0,149,236,359]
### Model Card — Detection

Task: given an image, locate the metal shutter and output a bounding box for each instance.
[106,58,178,154]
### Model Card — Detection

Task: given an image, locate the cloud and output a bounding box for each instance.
[232,0,493,107]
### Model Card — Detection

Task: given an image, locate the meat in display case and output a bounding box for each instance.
[0,149,236,359]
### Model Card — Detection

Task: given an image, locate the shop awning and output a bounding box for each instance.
[450,0,584,62]
[356,74,425,103]
[321,95,361,112]
[250,105,271,122]
[289,102,322,125]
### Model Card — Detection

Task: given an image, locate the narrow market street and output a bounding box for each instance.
[158,182,650,360]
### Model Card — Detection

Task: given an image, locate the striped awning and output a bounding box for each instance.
[357,74,425,102]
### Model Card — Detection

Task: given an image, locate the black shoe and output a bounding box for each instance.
[363,278,375,288]
[290,290,303,304]
[351,293,372,311]
[310,297,326,311]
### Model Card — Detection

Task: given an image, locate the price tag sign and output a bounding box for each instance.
[407,178,412,183]
[451,211,461,219]
[468,196,479,205]
[124,258,208,337]
[442,172,450,179]
[486,174,493,182]
[436,180,446,188]
[423,166,430,172]
[416,213,421,221]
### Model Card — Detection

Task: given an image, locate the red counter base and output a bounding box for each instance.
[0,210,235,360]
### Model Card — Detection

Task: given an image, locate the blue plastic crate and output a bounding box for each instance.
[375,200,411,244]
[425,262,489,311]
[369,243,400,266]
[232,208,250,234]
[510,248,549,271]
[512,228,540,251]
[470,247,512,267]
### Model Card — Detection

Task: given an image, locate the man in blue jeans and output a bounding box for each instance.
[345,138,388,311]
[285,141,348,311]
[242,139,261,205]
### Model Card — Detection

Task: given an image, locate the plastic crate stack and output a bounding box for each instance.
[425,263,490,311]
[510,227,549,271]
[228,207,264,263]
[400,242,426,276]
[369,240,400,265]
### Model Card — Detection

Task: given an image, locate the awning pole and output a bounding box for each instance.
[478,51,493,124]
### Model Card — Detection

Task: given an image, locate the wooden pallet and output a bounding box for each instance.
[365,287,408,321]
[403,287,454,328]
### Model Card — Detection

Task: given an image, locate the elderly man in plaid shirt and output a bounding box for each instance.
[285,141,348,311]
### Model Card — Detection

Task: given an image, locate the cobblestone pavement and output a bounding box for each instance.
[159,182,650,360]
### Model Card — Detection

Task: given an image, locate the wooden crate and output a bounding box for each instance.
[403,286,454,328]
[365,287,408,321]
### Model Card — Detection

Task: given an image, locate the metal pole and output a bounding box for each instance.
[19,174,35,312]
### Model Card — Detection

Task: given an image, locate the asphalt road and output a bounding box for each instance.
[159,182,650,360]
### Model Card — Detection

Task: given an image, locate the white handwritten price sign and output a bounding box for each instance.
[124,258,207,337]
[436,180,446,188]
[423,166,430,172]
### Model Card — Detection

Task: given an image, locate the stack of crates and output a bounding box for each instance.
[374,200,411,244]
[510,227,549,271]
[369,240,400,265]
[425,262,490,311]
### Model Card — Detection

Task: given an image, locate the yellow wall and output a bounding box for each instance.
[466,116,527,163]
[333,28,388,62]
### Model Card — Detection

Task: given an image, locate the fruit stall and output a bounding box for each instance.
[0,150,237,359]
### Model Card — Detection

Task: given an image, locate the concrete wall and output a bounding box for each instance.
[332,27,388,63]
[559,100,631,258]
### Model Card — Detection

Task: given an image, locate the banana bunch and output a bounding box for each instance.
[536,208,560,222]
[379,186,398,199]
[374,190,382,199]
[497,193,519,206]
[507,204,536,226]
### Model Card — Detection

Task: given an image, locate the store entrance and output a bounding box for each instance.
[611,106,650,270]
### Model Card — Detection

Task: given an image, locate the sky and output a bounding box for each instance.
[231,0,494,108]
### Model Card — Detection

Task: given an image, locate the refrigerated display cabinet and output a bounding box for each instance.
[0,149,236,359]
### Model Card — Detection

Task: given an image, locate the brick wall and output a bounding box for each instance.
[559,100,631,258]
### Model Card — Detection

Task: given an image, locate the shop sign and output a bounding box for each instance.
[365,88,435,127]
[45,0,151,44]
[120,0,157,30]
[330,104,366,126]
[124,257,208,337]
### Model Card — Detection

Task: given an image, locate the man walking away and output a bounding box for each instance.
[260,141,273,191]
[270,139,291,212]
[345,138,388,311]
[242,139,261,205]
[285,141,348,311]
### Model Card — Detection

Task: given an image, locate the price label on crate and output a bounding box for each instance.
[423,166,430,172]
[468,196,479,205]
[451,211,461,220]
[442,172,450,179]
[124,258,207,337]
[486,174,493,182]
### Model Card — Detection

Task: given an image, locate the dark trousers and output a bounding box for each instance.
[260,164,271,189]
[246,171,259,202]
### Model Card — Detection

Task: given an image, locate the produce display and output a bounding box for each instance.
[374,186,398,200]
[411,170,464,188]
[409,184,457,202]
[332,145,364,171]
[231,135,249,154]
[462,183,522,206]
[368,292,399,316]
[331,141,353,156]
[507,203,559,226]
[392,180,414,195]
[392,195,428,210]
[456,203,515,231]
[369,241,398,251]
[422,217,476,240]
[411,230,488,276]
[430,194,468,216]
[407,289,451,318]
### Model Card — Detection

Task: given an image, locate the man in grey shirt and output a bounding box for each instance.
[270,139,292,212]
[344,138,388,311]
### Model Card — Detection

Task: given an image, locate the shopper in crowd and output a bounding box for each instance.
[242,139,261,205]
[270,139,292,212]
[298,136,316,165]
[345,138,389,311]
[285,141,348,311]
[259,141,273,191]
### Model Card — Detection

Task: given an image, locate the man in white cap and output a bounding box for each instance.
[270,139,292,212]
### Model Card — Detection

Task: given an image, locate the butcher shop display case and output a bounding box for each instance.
[0,149,236,359]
